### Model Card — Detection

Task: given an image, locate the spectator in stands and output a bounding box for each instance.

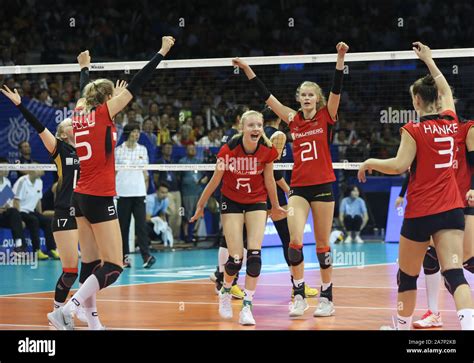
[18,141,35,164]
[196,128,221,147]
[0,157,26,253]
[142,117,157,145]
[12,168,58,259]
[115,123,155,269]
[157,114,172,146]
[146,182,170,242]
[333,129,351,159]
[339,185,369,244]
[179,144,208,243]
[155,142,182,242]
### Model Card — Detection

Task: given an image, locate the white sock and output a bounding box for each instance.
[63,275,100,316]
[293,278,304,288]
[15,239,22,247]
[83,294,103,330]
[218,247,229,273]
[457,309,474,330]
[244,289,255,303]
[424,271,441,314]
[322,282,332,291]
[397,314,412,330]
[53,301,64,310]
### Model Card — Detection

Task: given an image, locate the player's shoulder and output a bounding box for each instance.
[227,134,243,150]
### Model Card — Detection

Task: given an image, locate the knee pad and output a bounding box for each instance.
[246,250,262,278]
[317,247,332,270]
[397,269,418,293]
[288,243,304,266]
[94,262,123,289]
[442,268,468,295]
[55,270,78,303]
[79,260,102,284]
[463,257,474,274]
[423,246,440,275]
[224,256,242,276]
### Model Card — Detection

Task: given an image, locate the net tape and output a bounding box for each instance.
[0,162,362,172]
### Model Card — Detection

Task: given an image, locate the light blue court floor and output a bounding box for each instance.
[0,241,399,296]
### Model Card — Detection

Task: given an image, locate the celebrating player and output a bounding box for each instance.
[358,42,474,330]
[233,41,349,318]
[190,110,286,326]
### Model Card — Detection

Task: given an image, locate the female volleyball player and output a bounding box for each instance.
[190,110,286,325]
[411,117,474,328]
[233,41,349,318]
[262,107,318,298]
[358,42,474,330]
[1,51,110,329]
[48,36,175,330]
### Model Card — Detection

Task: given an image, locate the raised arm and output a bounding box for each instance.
[358,129,417,182]
[413,41,455,113]
[1,86,57,154]
[327,42,349,120]
[107,36,175,119]
[232,58,297,123]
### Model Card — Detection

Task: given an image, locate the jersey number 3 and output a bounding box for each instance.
[434,137,454,169]
[75,130,92,161]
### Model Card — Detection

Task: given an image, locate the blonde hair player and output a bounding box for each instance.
[233,41,349,318]
[190,110,287,326]
[1,50,111,329]
[358,42,474,330]
[48,36,175,330]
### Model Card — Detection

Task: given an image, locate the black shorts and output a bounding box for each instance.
[266,187,287,210]
[465,207,474,216]
[72,192,118,224]
[52,208,77,232]
[220,195,267,214]
[401,208,465,242]
[288,182,335,203]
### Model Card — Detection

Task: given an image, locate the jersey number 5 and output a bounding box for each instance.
[301,141,318,162]
[434,137,454,169]
[75,130,92,161]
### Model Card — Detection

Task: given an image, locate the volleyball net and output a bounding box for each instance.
[1,47,474,175]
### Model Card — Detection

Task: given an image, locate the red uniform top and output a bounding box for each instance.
[455,119,474,206]
[217,136,279,204]
[289,106,336,187]
[72,103,117,196]
[402,110,464,218]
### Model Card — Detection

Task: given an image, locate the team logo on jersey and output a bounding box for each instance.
[8,116,30,149]
[66,158,73,165]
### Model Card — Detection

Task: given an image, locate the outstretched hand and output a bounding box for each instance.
[232,57,249,69]
[160,36,176,56]
[77,50,91,69]
[358,161,373,183]
[1,85,21,106]
[336,42,349,56]
[412,42,432,62]
[114,80,128,97]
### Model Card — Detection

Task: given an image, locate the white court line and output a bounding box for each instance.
[0,262,397,297]
[0,295,459,313]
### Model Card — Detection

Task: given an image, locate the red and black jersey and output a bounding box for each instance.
[289,106,336,187]
[455,119,474,205]
[217,135,279,204]
[402,110,464,218]
[72,103,117,197]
